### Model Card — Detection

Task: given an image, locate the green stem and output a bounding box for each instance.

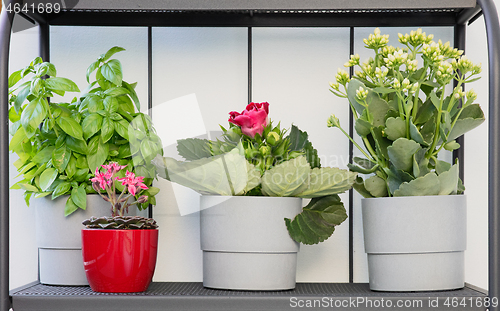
[337,125,375,162]
[426,89,446,159]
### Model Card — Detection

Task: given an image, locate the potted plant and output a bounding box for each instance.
[328,28,485,291]
[153,102,357,290]
[81,162,159,293]
[8,47,162,285]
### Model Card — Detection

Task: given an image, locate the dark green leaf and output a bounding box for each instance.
[104,87,129,97]
[21,98,46,137]
[44,77,80,93]
[102,46,126,62]
[56,116,83,140]
[87,138,109,172]
[177,138,212,161]
[101,117,115,143]
[64,197,79,216]
[101,59,123,86]
[71,185,87,210]
[52,181,71,200]
[53,146,71,172]
[104,96,119,113]
[39,167,58,192]
[122,81,140,111]
[285,195,348,245]
[13,85,30,113]
[114,119,130,140]
[66,136,88,155]
[82,113,103,140]
[8,69,23,88]
[32,146,56,164]
[86,60,100,83]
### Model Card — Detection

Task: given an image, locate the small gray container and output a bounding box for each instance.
[200,195,302,290]
[362,195,467,291]
[35,195,134,285]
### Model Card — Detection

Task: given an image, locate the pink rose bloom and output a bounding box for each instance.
[228,102,269,138]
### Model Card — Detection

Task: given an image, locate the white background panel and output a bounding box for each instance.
[151,27,248,281]
[252,27,351,282]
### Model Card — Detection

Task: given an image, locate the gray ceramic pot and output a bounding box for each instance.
[35,194,134,285]
[200,195,302,290]
[362,195,467,291]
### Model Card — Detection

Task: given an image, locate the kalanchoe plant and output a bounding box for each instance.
[82,162,159,229]
[329,28,485,197]
[154,102,357,245]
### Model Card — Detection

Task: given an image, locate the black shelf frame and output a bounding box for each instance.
[1,1,500,310]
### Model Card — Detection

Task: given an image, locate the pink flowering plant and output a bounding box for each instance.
[154,102,357,245]
[82,162,158,229]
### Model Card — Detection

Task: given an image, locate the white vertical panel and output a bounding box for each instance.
[152,27,248,281]
[253,28,351,282]
[464,18,489,290]
[50,26,148,111]
[9,16,40,290]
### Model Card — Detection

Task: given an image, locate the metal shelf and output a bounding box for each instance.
[10,282,488,311]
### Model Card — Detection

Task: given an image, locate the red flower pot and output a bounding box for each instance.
[81,228,159,293]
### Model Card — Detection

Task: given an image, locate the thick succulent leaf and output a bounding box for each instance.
[153,148,259,196]
[177,138,212,161]
[297,167,357,198]
[352,176,374,198]
[448,104,485,141]
[435,160,452,175]
[384,117,406,141]
[347,162,379,174]
[437,162,459,195]
[355,117,372,137]
[393,172,440,196]
[347,79,367,114]
[285,195,348,245]
[261,156,310,197]
[413,148,430,178]
[353,157,377,170]
[409,118,428,146]
[347,78,391,117]
[364,175,388,197]
[387,138,421,172]
[371,126,391,160]
[367,96,391,128]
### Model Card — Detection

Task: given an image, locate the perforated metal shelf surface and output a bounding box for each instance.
[10,282,488,311]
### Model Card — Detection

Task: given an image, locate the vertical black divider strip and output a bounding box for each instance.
[40,22,49,63]
[348,26,354,284]
[0,3,17,310]
[248,27,252,104]
[148,26,153,219]
[454,24,466,182]
[477,0,500,309]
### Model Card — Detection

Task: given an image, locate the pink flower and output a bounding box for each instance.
[102,162,127,174]
[118,171,149,196]
[90,167,110,191]
[228,102,269,138]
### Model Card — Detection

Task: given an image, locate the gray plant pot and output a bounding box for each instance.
[35,194,134,286]
[200,195,302,291]
[362,195,467,291]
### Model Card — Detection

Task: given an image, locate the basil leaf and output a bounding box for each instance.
[52,146,71,173]
[39,167,58,191]
[44,77,80,92]
[100,59,123,86]
[82,113,103,140]
[56,116,84,140]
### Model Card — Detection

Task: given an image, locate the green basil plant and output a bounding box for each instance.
[9,47,163,216]
[153,102,357,245]
[328,28,485,197]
